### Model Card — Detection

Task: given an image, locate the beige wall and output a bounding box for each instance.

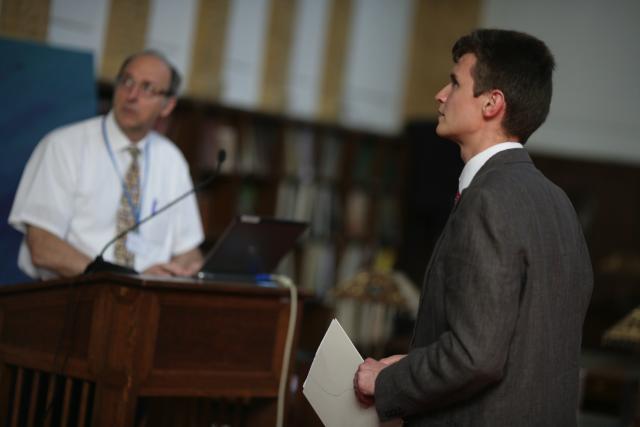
[403,0,480,120]
[0,0,50,41]
[0,0,481,127]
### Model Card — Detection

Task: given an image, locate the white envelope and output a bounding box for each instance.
[302,319,381,427]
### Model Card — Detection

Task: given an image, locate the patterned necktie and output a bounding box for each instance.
[114,146,141,267]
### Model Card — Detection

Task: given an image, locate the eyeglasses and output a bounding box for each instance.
[115,75,171,98]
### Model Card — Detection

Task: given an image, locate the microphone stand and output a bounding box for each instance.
[84,150,226,275]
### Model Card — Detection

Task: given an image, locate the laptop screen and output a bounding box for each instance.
[197,215,308,279]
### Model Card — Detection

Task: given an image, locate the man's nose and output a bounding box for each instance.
[435,84,449,103]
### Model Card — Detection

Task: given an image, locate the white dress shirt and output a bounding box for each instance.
[9,111,204,278]
[458,142,524,193]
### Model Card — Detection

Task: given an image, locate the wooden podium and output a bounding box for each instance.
[0,273,303,426]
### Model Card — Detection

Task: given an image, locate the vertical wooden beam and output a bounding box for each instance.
[100,0,152,80]
[26,370,41,427]
[10,367,24,427]
[316,0,353,122]
[0,0,50,41]
[260,0,297,112]
[78,381,91,427]
[43,374,57,427]
[89,287,159,427]
[61,377,73,427]
[403,0,481,121]
[187,0,231,100]
[0,301,11,421]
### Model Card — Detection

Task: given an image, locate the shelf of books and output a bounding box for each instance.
[167,103,407,303]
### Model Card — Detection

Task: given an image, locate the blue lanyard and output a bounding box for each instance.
[102,116,151,225]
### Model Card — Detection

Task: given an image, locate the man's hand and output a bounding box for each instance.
[354,354,407,408]
[143,261,191,276]
[354,358,387,408]
[143,248,203,277]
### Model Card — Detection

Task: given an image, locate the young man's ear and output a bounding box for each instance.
[482,89,506,119]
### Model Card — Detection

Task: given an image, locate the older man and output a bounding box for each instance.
[9,50,204,279]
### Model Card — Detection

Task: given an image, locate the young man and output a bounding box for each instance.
[9,51,204,279]
[354,29,593,426]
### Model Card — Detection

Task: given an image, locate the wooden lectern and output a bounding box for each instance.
[0,273,303,426]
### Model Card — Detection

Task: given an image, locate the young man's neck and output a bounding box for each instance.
[459,132,519,163]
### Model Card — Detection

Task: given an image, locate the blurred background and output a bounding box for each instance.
[1,0,639,425]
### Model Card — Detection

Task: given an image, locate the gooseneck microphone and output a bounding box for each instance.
[84,149,226,275]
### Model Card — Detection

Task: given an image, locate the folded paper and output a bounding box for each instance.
[303,318,380,427]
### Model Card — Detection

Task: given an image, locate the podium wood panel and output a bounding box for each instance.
[0,273,303,426]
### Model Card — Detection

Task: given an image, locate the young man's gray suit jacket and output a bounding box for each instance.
[375,148,593,426]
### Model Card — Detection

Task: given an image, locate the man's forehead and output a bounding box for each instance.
[122,55,170,81]
[452,53,476,77]
[455,53,476,68]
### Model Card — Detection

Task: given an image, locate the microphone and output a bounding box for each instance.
[84,149,227,275]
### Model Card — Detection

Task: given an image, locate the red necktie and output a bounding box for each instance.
[454,191,461,205]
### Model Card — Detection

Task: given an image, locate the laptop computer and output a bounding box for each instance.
[195,215,308,282]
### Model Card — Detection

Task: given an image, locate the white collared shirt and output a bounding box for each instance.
[458,142,523,193]
[9,111,204,278]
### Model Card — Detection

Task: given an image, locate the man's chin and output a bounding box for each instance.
[114,114,139,131]
[114,117,146,141]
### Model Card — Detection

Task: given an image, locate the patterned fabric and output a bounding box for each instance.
[114,146,141,266]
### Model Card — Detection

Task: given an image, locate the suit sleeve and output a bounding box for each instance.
[375,187,524,420]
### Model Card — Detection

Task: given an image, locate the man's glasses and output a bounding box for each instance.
[115,75,171,98]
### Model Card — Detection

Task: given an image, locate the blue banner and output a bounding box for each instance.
[0,37,97,284]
